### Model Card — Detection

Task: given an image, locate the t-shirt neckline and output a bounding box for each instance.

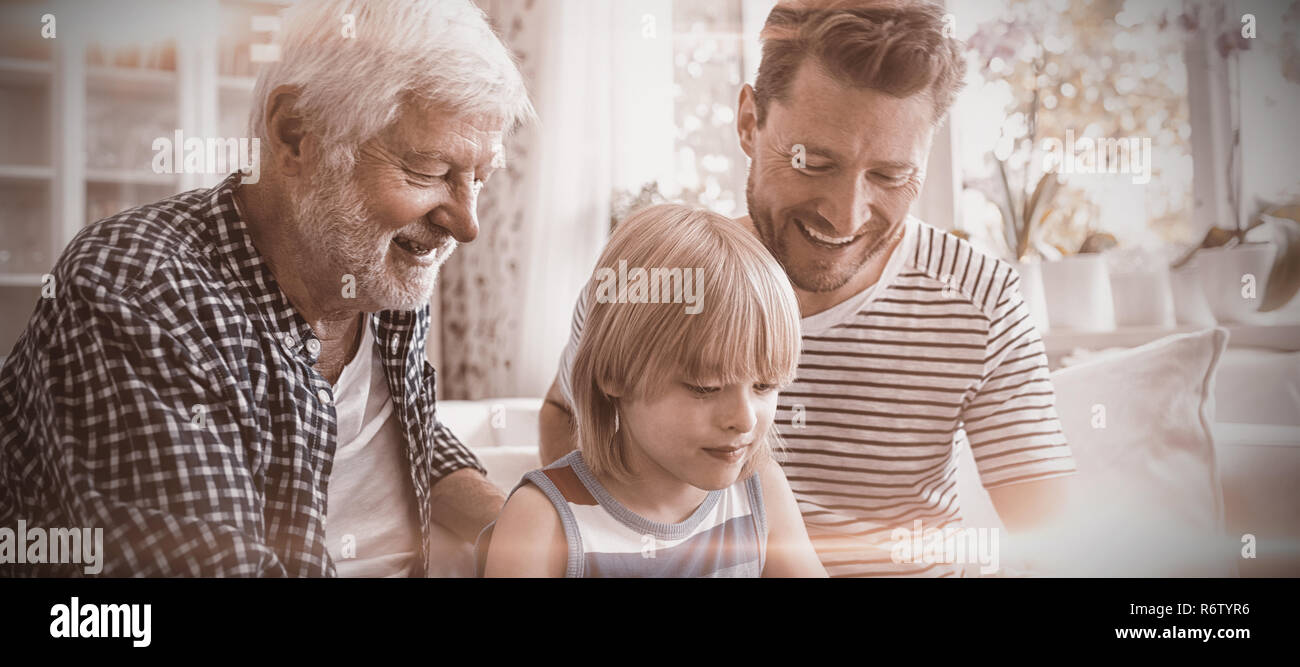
[799,215,919,336]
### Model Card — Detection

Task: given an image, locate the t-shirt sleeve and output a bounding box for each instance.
[960,267,1077,490]
[555,285,590,409]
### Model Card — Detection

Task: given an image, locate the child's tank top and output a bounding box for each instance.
[476,450,768,577]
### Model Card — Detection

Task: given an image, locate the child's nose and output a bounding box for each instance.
[719,390,758,434]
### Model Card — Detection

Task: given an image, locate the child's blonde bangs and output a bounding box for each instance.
[631,249,802,401]
[571,204,803,480]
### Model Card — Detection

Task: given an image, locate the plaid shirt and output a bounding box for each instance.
[0,172,485,577]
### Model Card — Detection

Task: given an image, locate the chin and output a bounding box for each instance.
[376,279,437,312]
[782,248,865,293]
[692,467,746,492]
[354,255,441,312]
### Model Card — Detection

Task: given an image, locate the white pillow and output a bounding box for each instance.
[1008,327,1240,576]
[1213,348,1300,426]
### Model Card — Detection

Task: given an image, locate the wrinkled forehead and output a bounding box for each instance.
[382,103,507,166]
[765,60,936,162]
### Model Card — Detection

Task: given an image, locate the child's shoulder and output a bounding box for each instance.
[480,472,569,577]
[496,451,591,539]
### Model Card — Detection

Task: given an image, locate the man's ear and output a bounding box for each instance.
[737,84,759,159]
[262,85,313,178]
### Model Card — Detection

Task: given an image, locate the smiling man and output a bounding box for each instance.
[0,0,532,577]
[541,0,1078,577]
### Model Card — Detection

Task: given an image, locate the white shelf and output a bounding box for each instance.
[219,75,256,93]
[86,65,177,96]
[0,274,46,287]
[0,57,52,85]
[85,168,178,186]
[0,164,54,181]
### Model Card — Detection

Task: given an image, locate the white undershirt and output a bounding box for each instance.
[325,320,422,577]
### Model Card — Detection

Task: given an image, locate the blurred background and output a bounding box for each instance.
[0,0,1298,397]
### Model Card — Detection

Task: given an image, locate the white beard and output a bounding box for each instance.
[289,166,451,312]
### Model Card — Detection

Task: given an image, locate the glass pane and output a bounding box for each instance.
[0,181,52,275]
[0,285,42,360]
[86,181,178,226]
[672,0,746,217]
[0,1,55,61]
[0,75,50,166]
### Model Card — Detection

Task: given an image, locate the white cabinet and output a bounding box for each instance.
[0,0,293,361]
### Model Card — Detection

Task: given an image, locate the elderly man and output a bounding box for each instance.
[0,0,532,576]
[540,0,1077,577]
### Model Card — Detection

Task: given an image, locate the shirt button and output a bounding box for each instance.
[317,388,333,405]
[305,337,321,356]
[389,334,400,355]
[282,333,297,350]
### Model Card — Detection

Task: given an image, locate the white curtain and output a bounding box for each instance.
[510,0,616,398]
[439,0,620,399]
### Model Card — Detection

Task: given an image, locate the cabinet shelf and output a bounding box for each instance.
[0,274,45,287]
[85,168,178,186]
[0,164,53,181]
[219,75,256,93]
[4,0,274,360]
[86,65,177,96]
[0,57,51,85]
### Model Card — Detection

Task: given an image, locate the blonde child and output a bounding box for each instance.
[478,204,825,577]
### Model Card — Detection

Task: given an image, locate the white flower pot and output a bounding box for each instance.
[1012,260,1050,335]
[1039,254,1116,332]
[1196,243,1276,324]
[1170,261,1217,326]
[1108,266,1176,328]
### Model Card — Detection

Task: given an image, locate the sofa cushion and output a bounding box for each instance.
[1006,327,1239,576]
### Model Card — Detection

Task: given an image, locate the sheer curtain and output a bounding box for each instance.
[438,0,626,399]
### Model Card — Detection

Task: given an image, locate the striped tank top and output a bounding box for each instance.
[476,450,768,577]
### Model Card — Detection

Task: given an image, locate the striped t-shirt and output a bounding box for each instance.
[476,450,768,577]
[557,215,1076,577]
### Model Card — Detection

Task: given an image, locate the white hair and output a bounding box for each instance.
[249,0,534,171]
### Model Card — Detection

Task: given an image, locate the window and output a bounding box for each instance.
[953,0,1195,259]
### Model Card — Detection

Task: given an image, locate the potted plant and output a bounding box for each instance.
[1162,4,1300,325]
[964,0,1197,333]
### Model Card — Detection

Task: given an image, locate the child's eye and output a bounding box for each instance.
[684,383,719,396]
[753,383,778,394]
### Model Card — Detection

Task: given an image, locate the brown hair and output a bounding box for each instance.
[753,0,967,126]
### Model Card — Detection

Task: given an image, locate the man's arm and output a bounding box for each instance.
[962,265,1077,537]
[4,276,288,576]
[539,288,589,466]
[539,377,577,465]
[427,467,506,544]
[987,475,1075,534]
[759,459,827,577]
